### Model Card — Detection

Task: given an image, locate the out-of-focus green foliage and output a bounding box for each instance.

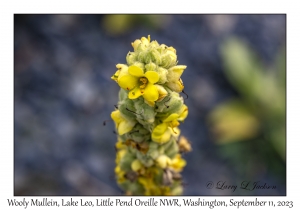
[208,37,286,165]
[102,15,171,35]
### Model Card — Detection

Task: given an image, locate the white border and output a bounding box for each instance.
[1,1,299,209]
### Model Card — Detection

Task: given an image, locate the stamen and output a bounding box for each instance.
[139,77,148,89]
[171,127,178,134]
[182,90,188,99]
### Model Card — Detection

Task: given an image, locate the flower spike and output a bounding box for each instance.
[111,35,191,195]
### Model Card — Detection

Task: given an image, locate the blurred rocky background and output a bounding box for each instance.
[14,14,286,195]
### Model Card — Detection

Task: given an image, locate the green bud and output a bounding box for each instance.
[123,123,150,143]
[119,152,136,171]
[164,138,179,158]
[132,62,145,70]
[132,39,142,51]
[136,152,154,167]
[150,49,161,65]
[133,97,156,124]
[160,47,177,68]
[118,97,137,120]
[149,40,159,48]
[149,149,159,160]
[118,88,129,101]
[126,52,137,65]
[157,67,168,84]
[155,91,184,117]
[145,62,157,72]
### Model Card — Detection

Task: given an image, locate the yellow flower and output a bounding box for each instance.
[111,110,136,135]
[178,136,192,153]
[155,154,186,174]
[111,64,128,83]
[169,154,186,172]
[115,165,126,184]
[118,65,160,106]
[151,105,188,144]
[166,65,187,92]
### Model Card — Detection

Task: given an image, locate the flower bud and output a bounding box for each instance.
[119,151,136,171]
[150,49,161,65]
[161,49,177,68]
[178,136,192,153]
[131,159,142,171]
[156,155,171,169]
[126,52,136,65]
[145,62,157,72]
[132,39,142,51]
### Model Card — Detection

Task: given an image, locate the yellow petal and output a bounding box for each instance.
[155,85,168,102]
[170,154,186,172]
[152,123,168,135]
[144,100,155,107]
[111,70,120,82]
[160,129,172,143]
[128,86,142,99]
[166,79,184,92]
[143,83,159,102]
[118,120,136,135]
[145,71,159,84]
[167,65,186,82]
[118,74,138,90]
[170,120,180,128]
[111,110,123,124]
[128,65,144,77]
[178,105,188,121]
[163,113,179,123]
[152,123,171,143]
[156,155,171,169]
[116,64,129,78]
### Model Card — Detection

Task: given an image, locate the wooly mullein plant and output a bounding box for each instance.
[110,35,191,195]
